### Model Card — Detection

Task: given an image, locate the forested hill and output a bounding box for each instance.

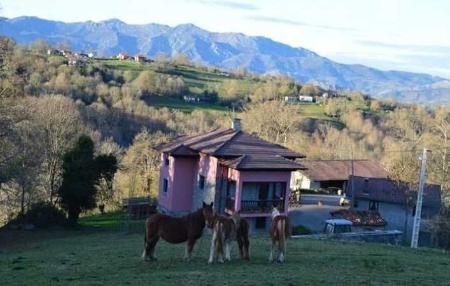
[1,16,450,105]
[0,40,449,226]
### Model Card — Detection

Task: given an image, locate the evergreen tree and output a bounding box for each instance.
[58,135,117,225]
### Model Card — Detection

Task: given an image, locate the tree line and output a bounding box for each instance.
[0,38,449,230]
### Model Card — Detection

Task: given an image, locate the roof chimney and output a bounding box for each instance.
[231,118,241,131]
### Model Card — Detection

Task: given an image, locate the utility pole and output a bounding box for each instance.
[411,148,430,249]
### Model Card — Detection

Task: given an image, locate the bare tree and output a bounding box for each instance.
[27,95,83,204]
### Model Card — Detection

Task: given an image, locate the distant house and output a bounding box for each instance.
[154,119,305,231]
[290,160,387,191]
[183,95,200,103]
[67,56,78,66]
[284,96,298,103]
[134,55,146,62]
[347,176,442,245]
[299,95,314,102]
[47,49,61,56]
[117,52,129,60]
[88,52,95,58]
[60,50,72,57]
[79,53,89,59]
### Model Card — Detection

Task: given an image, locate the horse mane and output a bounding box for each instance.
[182,208,204,222]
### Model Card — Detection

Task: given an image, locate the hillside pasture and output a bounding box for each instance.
[1,221,449,285]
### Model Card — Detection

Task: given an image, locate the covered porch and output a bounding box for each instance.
[225,181,287,214]
[216,162,291,217]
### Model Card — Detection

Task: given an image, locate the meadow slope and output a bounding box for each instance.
[1,228,449,286]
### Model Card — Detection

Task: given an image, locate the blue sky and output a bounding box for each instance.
[2,0,450,78]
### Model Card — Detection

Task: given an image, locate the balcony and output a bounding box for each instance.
[225,197,285,213]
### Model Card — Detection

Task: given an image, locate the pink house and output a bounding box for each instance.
[154,119,305,230]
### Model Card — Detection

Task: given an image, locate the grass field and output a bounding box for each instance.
[1,212,450,285]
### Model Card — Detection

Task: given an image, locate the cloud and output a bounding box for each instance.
[248,15,356,32]
[195,0,259,11]
[358,40,450,56]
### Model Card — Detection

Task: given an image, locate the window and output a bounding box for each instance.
[163,178,168,193]
[164,157,170,166]
[255,217,266,229]
[198,175,205,190]
[363,178,370,194]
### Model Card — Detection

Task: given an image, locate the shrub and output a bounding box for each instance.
[11,202,67,228]
[291,225,312,235]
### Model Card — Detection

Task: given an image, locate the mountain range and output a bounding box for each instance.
[1,16,449,105]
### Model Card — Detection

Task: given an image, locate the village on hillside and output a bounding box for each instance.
[1,5,450,283]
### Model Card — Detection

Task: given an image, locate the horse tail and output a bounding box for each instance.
[142,218,149,259]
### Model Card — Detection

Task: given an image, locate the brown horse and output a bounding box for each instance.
[269,207,290,263]
[142,202,215,261]
[208,212,250,264]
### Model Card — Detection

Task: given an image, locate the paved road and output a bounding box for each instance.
[300,194,342,206]
[289,194,347,232]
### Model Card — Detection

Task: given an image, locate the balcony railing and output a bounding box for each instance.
[225,198,285,213]
[240,199,285,213]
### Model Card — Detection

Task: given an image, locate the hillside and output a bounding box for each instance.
[1,222,449,285]
[1,16,449,105]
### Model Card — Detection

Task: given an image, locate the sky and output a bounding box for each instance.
[2,0,450,78]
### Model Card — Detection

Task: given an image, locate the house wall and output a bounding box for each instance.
[192,154,219,210]
[158,154,197,214]
[171,157,197,212]
[290,171,320,190]
[158,153,174,212]
[355,199,437,244]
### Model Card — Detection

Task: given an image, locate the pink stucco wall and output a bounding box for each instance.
[158,153,173,210]
[192,154,219,209]
[158,154,198,212]
[171,157,197,211]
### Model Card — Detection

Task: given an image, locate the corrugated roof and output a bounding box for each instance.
[154,128,305,159]
[300,160,387,181]
[220,155,305,171]
[349,176,442,209]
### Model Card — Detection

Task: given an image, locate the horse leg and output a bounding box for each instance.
[225,240,231,261]
[208,230,217,264]
[269,239,275,263]
[148,236,159,261]
[184,238,196,261]
[243,234,250,260]
[237,235,244,259]
[216,233,224,263]
[278,242,285,263]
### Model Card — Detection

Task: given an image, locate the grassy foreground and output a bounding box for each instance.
[1,227,450,286]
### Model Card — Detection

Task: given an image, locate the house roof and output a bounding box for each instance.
[154,128,304,159]
[220,155,306,171]
[349,176,442,209]
[154,128,305,170]
[299,160,388,181]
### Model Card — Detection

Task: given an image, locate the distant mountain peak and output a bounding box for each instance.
[0,16,448,105]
